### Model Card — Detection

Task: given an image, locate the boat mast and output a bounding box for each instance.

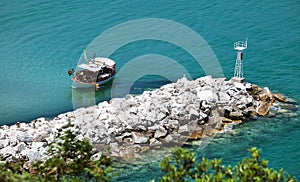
[83,50,89,63]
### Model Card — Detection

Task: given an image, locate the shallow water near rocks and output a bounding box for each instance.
[112,111,300,181]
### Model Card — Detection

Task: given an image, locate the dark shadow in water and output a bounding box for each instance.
[70,75,172,109]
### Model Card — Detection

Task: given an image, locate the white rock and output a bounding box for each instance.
[263,87,274,99]
[110,143,119,153]
[20,149,40,161]
[196,75,212,86]
[245,83,252,90]
[157,112,166,121]
[57,113,67,119]
[121,132,132,138]
[145,112,156,123]
[85,106,98,114]
[36,117,46,123]
[167,120,179,129]
[246,97,253,105]
[33,131,49,142]
[91,152,102,161]
[154,126,168,138]
[0,125,9,130]
[9,136,18,147]
[227,89,235,96]
[149,138,162,146]
[37,147,48,161]
[132,133,149,144]
[234,82,245,90]
[0,132,8,140]
[74,107,86,118]
[188,108,199,121]
[31,142,46,150]
[178,125,189,134]
[136,125,147,131]
[0,139,10,149]
[219,92,231,101]
[199,111,208,120]
[197,90,213,101]
[16,142,27,152]
[148,125,158,131]
[135,137,149,144]
[0,146,16,159]
[17,131,34,142]
[128,107,138,115]
[83,115,96,123]
[110,98,125,112]
[19,123,28,130]
[97,113,108,121]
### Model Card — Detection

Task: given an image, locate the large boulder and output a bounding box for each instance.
[149,138,162,147]
[256,102,270,116]
[197,90,214,101]
[188,107,199,121]
[20,149,41,161]
[229,111,244,120]
[0,139,10,149]
[154,126,168,139]
[132,133,149,144]
[273,93,289,103]
[17,131,34,143]
[16,142,27,152]
[0,146,16,160]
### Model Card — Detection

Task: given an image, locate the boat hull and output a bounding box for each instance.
[72,75,115,89]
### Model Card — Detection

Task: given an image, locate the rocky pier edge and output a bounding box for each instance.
[0,76,298,166]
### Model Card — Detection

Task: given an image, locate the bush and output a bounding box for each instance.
[0,160,42,182]
[0,122,113,182]
[32,122,113,181]
[159,147,297,182]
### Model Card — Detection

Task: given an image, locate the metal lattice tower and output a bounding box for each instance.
[234,37,248,78]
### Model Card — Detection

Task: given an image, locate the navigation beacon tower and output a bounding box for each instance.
[233,37,248,78]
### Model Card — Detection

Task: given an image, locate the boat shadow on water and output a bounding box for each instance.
[69,77,173,109]
[70,79,114,109]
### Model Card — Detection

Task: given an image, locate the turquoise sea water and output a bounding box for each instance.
[1,0,299,180]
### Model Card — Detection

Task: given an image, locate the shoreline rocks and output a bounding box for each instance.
[0,76,298,162]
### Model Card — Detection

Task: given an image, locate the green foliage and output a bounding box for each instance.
[0,121,113,182]
[32,122,113,181]
[159,147,297,182]
[0,171,38,182]
[0,161,40,182]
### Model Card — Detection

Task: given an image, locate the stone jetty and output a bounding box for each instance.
[0,76,298,163]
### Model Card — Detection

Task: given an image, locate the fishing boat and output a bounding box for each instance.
[70,50,116,88]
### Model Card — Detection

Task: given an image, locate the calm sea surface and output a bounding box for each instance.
[0,0,299,180]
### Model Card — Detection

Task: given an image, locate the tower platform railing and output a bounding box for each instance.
[234,41,247,50]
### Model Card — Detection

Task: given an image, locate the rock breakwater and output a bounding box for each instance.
[0,76,298,162]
